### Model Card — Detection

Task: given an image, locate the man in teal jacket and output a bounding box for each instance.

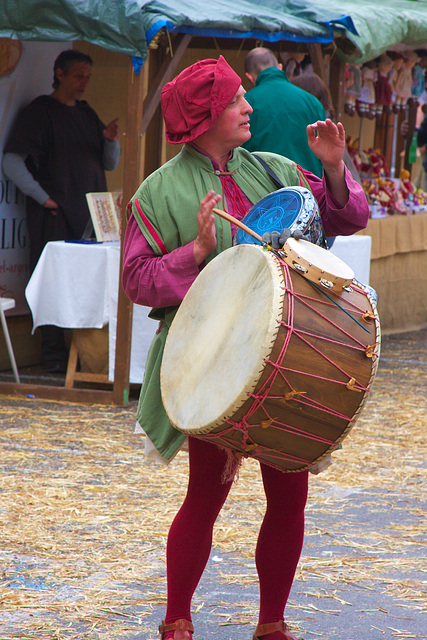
[243,47,326,177]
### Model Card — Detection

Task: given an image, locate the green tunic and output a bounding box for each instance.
[129,144,311,459]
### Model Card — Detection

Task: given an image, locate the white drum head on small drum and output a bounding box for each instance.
[161,245,284,434]
[281,237,355,291]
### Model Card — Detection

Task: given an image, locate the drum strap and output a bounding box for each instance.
[253,154,310,191]
[253,154,285,189]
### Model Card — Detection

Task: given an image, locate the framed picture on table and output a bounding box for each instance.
[85,192,122,242]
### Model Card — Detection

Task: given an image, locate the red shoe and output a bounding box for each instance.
[252,620,303,640]
[159,618,194,640]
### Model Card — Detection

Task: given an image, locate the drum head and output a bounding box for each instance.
[161,245,284,434]
[235,186,317,245]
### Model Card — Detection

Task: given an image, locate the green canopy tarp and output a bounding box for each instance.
[0,0,354,62]
[0,0,426,64]
[318,0,427,62]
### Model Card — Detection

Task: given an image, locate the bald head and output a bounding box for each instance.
[245,48,279,76]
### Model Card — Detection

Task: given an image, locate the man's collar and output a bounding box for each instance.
[256,66,289,86]
[185,143,237,174]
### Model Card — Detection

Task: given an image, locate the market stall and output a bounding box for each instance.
[1,0,427,404]
[341,71,427,334]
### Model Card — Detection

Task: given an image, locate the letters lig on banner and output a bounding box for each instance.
[0,40,69,314]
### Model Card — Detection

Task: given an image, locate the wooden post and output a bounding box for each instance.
[143,47,166,178]
[112,58,145,405]
[308,43,334,105]
[140,34,192,141]
[374,110,394,171]
[308,45,327,85]
[329,54,346,124]
[112,37,191,404]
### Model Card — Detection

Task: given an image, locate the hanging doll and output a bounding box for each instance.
[387,53,404,112]
[374,55,394,117]
[394,50,421,111]
[358,60,377,119]
[281,51,306,80]
[345,63,362,116]
[410,57,426,102]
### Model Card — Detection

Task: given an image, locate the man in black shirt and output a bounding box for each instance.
[2,49,121,372]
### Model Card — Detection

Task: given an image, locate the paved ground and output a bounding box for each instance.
[0,329,426,640]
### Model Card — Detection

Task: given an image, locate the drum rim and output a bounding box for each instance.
[280,237,355,290]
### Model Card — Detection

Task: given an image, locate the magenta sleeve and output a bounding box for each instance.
[122,215,201,308]
[303,166,369,237]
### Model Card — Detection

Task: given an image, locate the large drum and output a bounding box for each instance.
[160,244,380,473]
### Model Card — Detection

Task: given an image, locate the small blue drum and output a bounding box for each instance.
[235,186,327,248]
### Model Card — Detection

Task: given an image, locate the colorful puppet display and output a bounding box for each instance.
[344,51,426,117]
[346,137,427,215]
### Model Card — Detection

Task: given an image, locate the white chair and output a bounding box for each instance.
[0,298,20,383]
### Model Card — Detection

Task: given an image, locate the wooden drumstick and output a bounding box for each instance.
[212,208,263,244]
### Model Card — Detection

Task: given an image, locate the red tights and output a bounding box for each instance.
[164,438,309,637]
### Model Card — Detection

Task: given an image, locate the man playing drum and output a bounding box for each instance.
[122,56,369,640]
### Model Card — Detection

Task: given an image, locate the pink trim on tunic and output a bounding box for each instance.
[134,198,168,256]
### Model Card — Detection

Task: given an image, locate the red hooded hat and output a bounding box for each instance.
[161,56,241,144]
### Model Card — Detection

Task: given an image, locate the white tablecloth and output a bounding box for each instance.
[329,235,371,285]
[25,240,156,384]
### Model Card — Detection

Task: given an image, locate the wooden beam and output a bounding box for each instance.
[143,47,167,178]
[122,58,146,212]
[141,34,192,137]
[308,43,334,117]
[112,58,145,406]
[374,110,395,172]
[329,54,346,123]
[308,44,327,86]
[0,381,115,404]
[111,36,192,403]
